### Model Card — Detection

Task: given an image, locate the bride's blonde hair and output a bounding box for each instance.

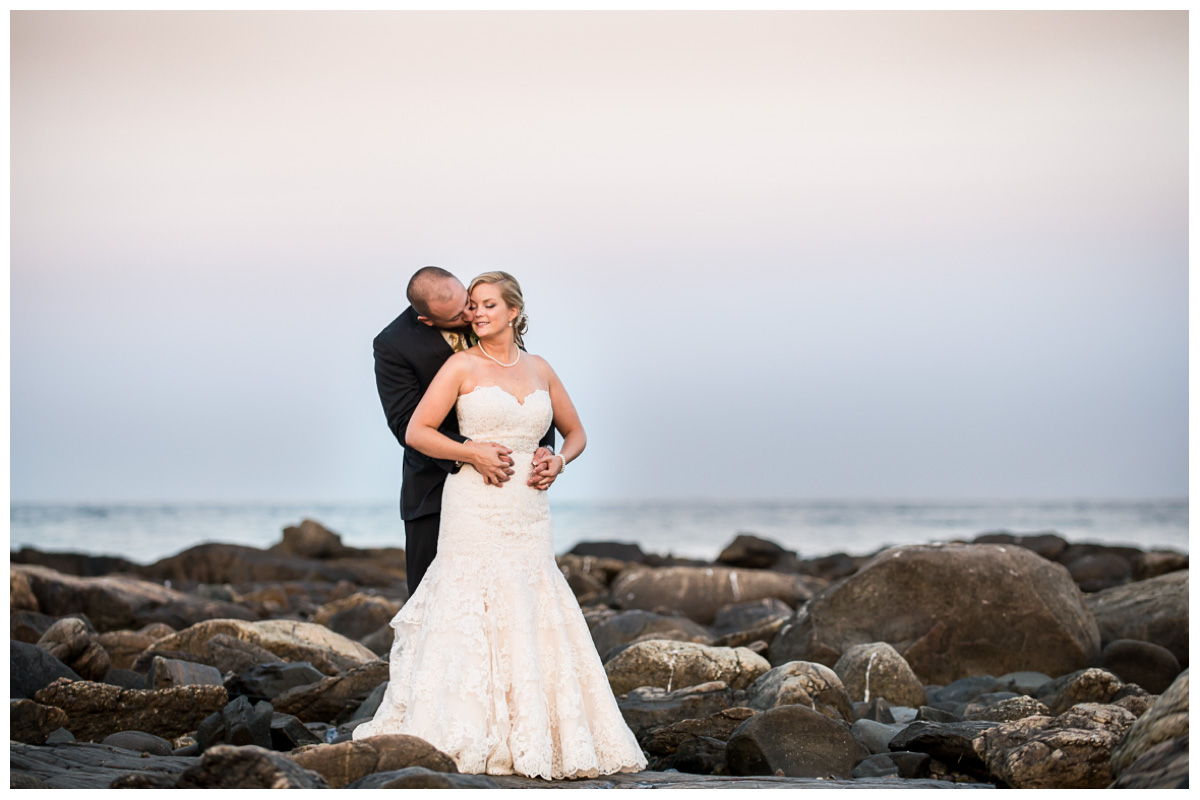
[469,271,528,348]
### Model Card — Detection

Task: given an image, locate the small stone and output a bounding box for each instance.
[101,731,174,756]
[834,642,927,708]
[346,767,499,789]
[850,718,901,755]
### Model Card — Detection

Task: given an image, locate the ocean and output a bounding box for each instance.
[8,498,1189,566]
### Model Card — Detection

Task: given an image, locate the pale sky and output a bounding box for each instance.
[10,11,1188,502]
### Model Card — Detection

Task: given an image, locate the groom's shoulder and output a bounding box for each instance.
[375,306,418,344]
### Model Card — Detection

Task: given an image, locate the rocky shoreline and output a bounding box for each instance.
[10,521,1189,789]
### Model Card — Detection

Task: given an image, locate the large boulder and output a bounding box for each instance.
[640,707,756,766]
[975,703,1136,788]
[1110,670,1188,779]
[833,642,926,708]
[145,619,378,676]
[272,660,390,723]
[590,610,714,661]
[1085,570,1188,668]
[290,735,457,788]
[1036,668,1124,715]
[33,677,227,742]
[725,704,868,778]
[12,564,257,632]
[770,543,1101,684]
[617,681,746,740]
[10,700,70,744]
[1099,640,1181,695]
[176,744,329,788]
[137,543,399,588]
[604,640,770,696]
[610,565,823,625]
[271,519,351,559]
[716,534,789,570]
[37,618,110,681]
[744,661,854,721]
[95,624,175,670]
[312,594,401,642]
[11,641,81,699]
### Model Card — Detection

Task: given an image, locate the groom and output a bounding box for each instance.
[375,266,558,594]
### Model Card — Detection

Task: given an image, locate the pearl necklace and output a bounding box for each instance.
[477,340,521,368]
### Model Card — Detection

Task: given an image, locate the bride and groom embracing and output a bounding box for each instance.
[352,266,647,779]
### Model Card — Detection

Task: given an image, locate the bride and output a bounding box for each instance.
[352,271,647,779]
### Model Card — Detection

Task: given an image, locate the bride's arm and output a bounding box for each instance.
[406,355,515,486]
[536,357,586,476]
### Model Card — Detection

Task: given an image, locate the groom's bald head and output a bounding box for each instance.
[408,266,472,330]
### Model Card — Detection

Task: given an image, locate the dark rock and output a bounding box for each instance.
[350,680,388,721]
[359,623,395,657]
[611,565,824,626]
[671,736,728,774]
[12,774,53,789]
[569,541,647,563]
[617,681,747,740]
[11,699,70,744]
[963,695,1048,722]
[1066,553,1132,592]
[139,542,399,588]
[100,731,174,756]
[726,704,868,778]
[131,647,213,673]
[9,741,199,789]
[205,632,284,674]
[225,661,327,703]
[1037,667,1124,715]
[37,617,110,681]
[290,734,458,788]
[272,660,389,724]
[852,751,933,779]
[712,598,793,634]
[712,615,787,650]
[312,593,400,641]
[557,553,632,587]
[270,713,323,751]
[347,767,499,789]
[850,718,901,754]
[272,518,351,559]
[1085,570,1188,667]
[854,697,895,723]
[771,544,1100,685]
[147,655,224,689]
[33,677,227,742]
[103,668,146,690]
[976,702,1136,788]
[95,626,172,670]
[972,531,1068,562]
[745,660,854,720]
[1100,639,1181,695]
[109,773,180,789]
[916,706,962,723]
[604,640,770,696]
[833,642,926,708]
[193,711,226,753]
[888,720,998,778]
[11,640,81,699]
[222,695,274,749]
[1110,735,1189,789]
[995,670,1052,696]
[1112,685,1156,718]
[1130,550,1188,582]
[11,610,94,644]
[46,728,76,744]
[640,707,756,761]
[11,547,142,577]
[794,552,870,582]
[717,534,789,570]
[1110,670,1188,778]
[929,675,999,705]
[592,610,714,660]
[176,743,329,788]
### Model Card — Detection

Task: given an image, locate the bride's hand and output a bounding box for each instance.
[528,447,561,491]
[470,442,515,486]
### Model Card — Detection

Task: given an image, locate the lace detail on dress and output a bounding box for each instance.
[352,385,647,779]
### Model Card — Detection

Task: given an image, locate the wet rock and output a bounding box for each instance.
[745,660,854,720]
[717,534,789,570]
[272,519,351,559]
[712,598,793,634]
[146,618,377,676]
[640,706,756,765]
[11,699,70,744]
[1065,553,1132,592]
[617,681,747,740]
[1037,667,1124,715]
[1110,670,1188,778]
[11,640,81,699]
[605,640,770,696]
[592,610,714,660]
[204,632,283,674]
[833,642,926,708]
[1085,570,1188,667]
[975,702,1135,788]
[726,704,868,778]
[1130,550,1188,582]
[347,767,499,789]
[568,541,647,563]
[771,543,1101,685]
[1100,639,1181,695]
[611,565,823,626]
[147,656,224,689]
[176,743,329,788]
[852,751,931,779]
[100,731,174,756]
[963,695,1048,722]
[225,661,327,703]
[10,741,199,789]
[272,660,389,723]
[270,713,323,751]
[850,718,901,754]
[312,593,401,641]
[290,734,457,788]
[33,677,227,742]
[1110,735,1189,789]
[888,720,998,778]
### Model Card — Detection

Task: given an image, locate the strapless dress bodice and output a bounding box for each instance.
[456,385,553,454]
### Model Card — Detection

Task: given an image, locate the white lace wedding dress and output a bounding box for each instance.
[353,384,647,779]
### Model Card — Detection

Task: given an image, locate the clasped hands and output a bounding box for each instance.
[468,442,561,490]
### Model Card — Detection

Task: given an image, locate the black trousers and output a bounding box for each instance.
[404,512,440,596]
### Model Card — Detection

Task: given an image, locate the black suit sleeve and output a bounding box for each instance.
[374,336,466,474]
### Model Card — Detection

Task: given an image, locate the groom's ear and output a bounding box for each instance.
[415,316,435,327]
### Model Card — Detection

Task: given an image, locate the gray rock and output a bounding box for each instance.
[1130,550,1188,582]
[10,699,70,744]
[272,659,389,724]
[591,610,714,660]
[834,642,927,708]
[359,623,395,657]
[224,661,327,703]
[103,668,146,690]
[975,702,1136,788]
[964,695,1048,722]
[350,679,388,721]
[617,681,746,740]
[11,640,81,699]
[205,633,285,675]
[147,656,224,689]
[852,751,932,779]
[176,743,329,788]
[1110,669,1188,778]
[1085,569,1188,667]
[290,734,458,788]
[567,541,646,563]
[312,593,400,641]
[45,728,75,744]
[851,718,901,754]
[929,675,999,705]
[605,640,770,696]
[1037,667,1124,715]
[611,565,823,625]
[717,534,789,570]
[726,704,868,778]
[995,670,1052,696]
[1066,553,1131,592]
[347,767,499,789]
[1100,639,1181,695]
[641,706,756,769]
[1110,734,1189,789]
[888,720,998,779]
[100,731,174,756]
[745,660,854,720]
[221,695,274,749]
[270,713,323,751]
[10,741,199,789]
[853,697,895,723]
[771,543,1101,685]
[916,706,962,723]
[712,597,793,634]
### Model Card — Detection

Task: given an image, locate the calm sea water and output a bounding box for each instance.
[8,498,1188,565]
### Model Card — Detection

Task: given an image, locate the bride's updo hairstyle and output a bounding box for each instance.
[469,271,529,348]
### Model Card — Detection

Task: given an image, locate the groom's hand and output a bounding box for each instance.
[473,442,515,486]
[528,447,559,491]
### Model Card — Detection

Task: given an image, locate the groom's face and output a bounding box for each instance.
[419,280,475,331]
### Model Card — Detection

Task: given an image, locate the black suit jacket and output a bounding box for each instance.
[374,306,556,520]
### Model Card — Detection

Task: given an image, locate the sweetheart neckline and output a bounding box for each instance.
[461,385,550,408]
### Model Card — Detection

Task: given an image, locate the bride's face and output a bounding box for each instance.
[469,283,519,338]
